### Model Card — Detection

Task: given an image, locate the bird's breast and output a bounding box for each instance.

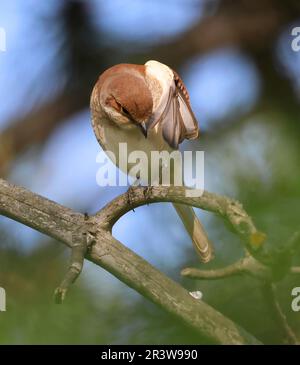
[97,117,174,184]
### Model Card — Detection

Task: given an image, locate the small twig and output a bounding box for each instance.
[285,231,300,254]
[181,256,272,281]
[291,267,300,274]
[54,241,87,304]
[54,214,98,303]
[263,283,299,345]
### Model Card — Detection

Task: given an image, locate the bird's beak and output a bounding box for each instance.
[140,121,148,138]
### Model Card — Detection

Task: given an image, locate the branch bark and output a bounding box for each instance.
[0,178,260,345]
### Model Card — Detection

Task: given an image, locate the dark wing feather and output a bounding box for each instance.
[177,89,199,139]
[157,71,199,149]
[162,88,186,149]
[173,70,199,140]
[147,69,199,149]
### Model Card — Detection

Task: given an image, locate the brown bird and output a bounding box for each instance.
[90,60,213,263]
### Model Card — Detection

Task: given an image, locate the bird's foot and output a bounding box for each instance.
[127,185,138,212]
[143,186,153,205]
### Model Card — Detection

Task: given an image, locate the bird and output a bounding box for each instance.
[90,60,213,263]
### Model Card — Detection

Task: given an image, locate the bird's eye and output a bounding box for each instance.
[121,107,130,116]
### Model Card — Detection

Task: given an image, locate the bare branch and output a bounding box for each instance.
[181,256,272,281]
[263,283,299,345]
[97,186,266,255]
[0,178,261,344]
[286,231,300,254]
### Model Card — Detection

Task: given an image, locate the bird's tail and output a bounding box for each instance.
[173,203,213,263]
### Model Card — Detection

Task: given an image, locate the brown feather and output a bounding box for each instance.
[95,64,153,122]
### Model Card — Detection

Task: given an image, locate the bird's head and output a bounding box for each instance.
[94,66,153,137]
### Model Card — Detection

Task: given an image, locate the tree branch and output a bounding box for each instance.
[263,283,299,345]
[97,186,266,257]
[181,256,272,281]
[172,190,299,344]
[0,178,260,345]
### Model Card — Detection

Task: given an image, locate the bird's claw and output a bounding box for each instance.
[143,186,153,205]
[127,185,137,212]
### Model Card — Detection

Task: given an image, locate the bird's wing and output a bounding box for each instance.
[147,67,199,149]
[173,70,199,140]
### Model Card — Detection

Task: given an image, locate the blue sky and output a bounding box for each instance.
[93,0,205,44]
